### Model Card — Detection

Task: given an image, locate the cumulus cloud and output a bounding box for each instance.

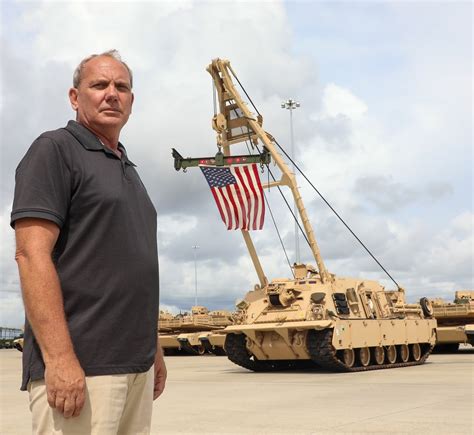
[0,205,23,327]
[354,175,453,212]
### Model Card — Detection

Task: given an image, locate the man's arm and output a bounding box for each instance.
[15,218,85,418]
[153,336,167,400]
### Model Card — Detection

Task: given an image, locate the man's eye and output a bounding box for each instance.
[92,83,106,89]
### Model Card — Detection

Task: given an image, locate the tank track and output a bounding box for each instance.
[225,331,433,372]
[224,334,274,371]
[200,337,227,355]
[306,329,434,372]
[224,334,317,372]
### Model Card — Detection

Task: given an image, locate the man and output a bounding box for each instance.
[11,50,166,434]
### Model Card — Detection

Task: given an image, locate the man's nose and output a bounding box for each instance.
[105,84,119,101]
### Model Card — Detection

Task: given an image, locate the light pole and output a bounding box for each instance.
[281,98,301,264]
[192,245,200,306]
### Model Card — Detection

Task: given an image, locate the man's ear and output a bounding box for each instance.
[130,92,135,113]
[69,88,79,111]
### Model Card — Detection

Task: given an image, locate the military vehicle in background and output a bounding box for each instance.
[173,58,437,372]
[13,336,24,352]
[430,290,474,352]
[0,338,15,349]
[159,306,233,355]
[0,328,23,350]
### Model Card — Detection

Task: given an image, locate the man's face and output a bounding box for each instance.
[69,56,134,134]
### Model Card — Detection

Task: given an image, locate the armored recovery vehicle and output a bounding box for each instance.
[173,58,436,371]
[430,291,474,352]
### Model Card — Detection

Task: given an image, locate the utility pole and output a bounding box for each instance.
[281,98,301,264]
[192,245,200,306]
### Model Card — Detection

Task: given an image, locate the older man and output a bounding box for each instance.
[12,50,166,434]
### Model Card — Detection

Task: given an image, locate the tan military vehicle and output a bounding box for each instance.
[158,306,233,355]
[201,332,227,356]
[173,58,437,371]
[430,290,474,352]
[157,310,180,355]
[13,337,23,352]
[159,334,182,355]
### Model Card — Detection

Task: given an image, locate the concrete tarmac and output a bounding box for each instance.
[1,348,472,434]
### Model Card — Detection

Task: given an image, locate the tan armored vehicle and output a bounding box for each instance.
[158,306,233,355]
[13,336,24,352]
[430,290,474,352]
[173,58,437,371]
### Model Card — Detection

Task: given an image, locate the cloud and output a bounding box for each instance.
[308,83,370,151]
[1,1,471,327]
[354,175,453,212]
[416,212,473,283]
[0,204,23,328]
[321,83,368,120]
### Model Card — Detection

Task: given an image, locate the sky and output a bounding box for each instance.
[0,0,472,328]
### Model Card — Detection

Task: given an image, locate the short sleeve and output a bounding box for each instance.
[10,135,72,229]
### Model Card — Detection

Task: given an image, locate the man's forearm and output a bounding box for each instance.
[156,335,163,355]
[16,254,77,364]
[153,334,167,399]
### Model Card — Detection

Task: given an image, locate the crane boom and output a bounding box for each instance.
[206,58,330,283]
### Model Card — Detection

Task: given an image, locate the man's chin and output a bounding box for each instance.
[97,114,128,128]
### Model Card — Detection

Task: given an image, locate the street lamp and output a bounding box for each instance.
[192,245,200,306]
[281,99,301,264]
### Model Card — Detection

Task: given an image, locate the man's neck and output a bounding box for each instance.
[78,122,120,152]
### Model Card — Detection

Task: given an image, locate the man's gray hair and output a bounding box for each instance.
[72,49,133,88]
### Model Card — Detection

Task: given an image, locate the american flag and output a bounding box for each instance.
[200,164,265,230]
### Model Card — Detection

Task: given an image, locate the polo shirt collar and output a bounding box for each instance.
[65,120,136,166]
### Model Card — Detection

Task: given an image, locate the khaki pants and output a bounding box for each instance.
[28,367,154,435]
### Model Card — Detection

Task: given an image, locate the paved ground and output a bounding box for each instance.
[1,348,472,434]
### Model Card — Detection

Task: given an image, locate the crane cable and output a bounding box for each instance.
[230,69,401,289]
[272,138,400,288]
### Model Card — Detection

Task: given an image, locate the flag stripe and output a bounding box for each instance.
[231,183,247,230]
[211,187,230,229]
[243,165,257,229]
[233,167,252,230]
[243,165,261,230]
[224,184,240,230]
[235,167,251,230]
[215,187,233,229]
[220,185,237,229]
[250,164,265,229]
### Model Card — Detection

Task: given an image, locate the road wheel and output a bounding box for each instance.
[197,345,206,355]
[372,346,385,365]
[341,348,355,368]
[399,344,409,363]
[358,347,371,367]
[411,343,421,361]
[386,345,397,364]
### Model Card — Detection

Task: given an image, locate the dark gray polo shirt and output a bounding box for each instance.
[11,120,159,390]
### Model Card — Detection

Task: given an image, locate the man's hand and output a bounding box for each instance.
[153,345,167,400]
[45,355,86,418]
